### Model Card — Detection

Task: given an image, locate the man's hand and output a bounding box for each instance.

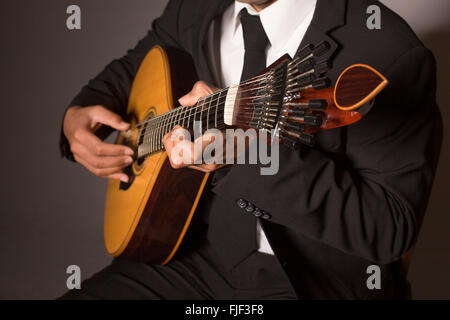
[163,81,227,173]
[63,105,134,182]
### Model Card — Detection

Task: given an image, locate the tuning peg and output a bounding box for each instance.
[297,73,316,87]
[312,78,330,90]
[285,122,306,133]
[283,136,300,150]
[298,132,315,146]
[313,41,331,57]
[303,115,323,126]
[290,108,308,117]
[308,99,328,110]
[314,60,331,75]
[295,44,315,61]
[297,57,316,74]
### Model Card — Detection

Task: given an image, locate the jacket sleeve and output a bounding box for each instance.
[212,46,440,264]
[59,0,184,161]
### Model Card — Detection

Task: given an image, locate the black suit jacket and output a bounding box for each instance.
[60,0,442,299]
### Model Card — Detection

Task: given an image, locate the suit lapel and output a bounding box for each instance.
[195,0,234,86]
[297,0,347,81]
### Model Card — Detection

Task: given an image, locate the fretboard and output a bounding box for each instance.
[137,88,228,158]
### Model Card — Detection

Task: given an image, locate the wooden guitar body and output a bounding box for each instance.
[104,46,207,264]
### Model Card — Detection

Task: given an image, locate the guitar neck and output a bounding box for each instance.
[136,87,231,158]
[136,60,289,159]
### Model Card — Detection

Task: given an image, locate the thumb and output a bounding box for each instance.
[91,106,130,131]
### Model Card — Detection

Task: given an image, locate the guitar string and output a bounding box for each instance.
[133,48,316,130]
[138,80,287,138]
[136,59,309,152]
[134,72,272,128]
[138,78,287,143]
[138,99,285,155]
[138,105,280,155]
[133,65,291,129]
[134,70,294,150]
[134,79,278,130]
[131,50,322,154]
[139,95,281,143]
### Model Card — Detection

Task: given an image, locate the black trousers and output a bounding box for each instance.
[60,180,297,300]
[59,239,297,300]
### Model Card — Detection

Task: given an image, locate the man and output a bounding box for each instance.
[60,0,441,299]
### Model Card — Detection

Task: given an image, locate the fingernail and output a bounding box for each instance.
[120,121,130,128]
[124,157,133,165]
[125,148,134,155]
[120,176,129,183]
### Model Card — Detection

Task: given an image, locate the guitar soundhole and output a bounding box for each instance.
[119,165,135,190]
[135,108,156,167]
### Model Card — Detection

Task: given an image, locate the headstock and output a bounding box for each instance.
[231,42,389,150]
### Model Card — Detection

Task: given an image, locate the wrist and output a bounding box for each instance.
[63,106,81,136]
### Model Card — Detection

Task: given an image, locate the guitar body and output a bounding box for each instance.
[104,46,208,265]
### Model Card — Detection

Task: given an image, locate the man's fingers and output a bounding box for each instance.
[74,129,134,156]
[105,173,130,183]
[71,142,133,169]
[91,105,130,131]
[74,154,130,182]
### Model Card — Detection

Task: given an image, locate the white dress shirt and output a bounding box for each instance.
[207,0,317,255]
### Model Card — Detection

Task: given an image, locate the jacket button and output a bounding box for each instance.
[254,208,263,217]
[262,212,272,220]
[245,203,255,213]
[236,199,248,209]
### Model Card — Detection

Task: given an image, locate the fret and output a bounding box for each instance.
[147,119,154,154]
[206,94,214,131]
[160,113,170,150]
[161,112,169,148]
[164,110,174,139]
[140,121,150,157]
[214,91,221,129]
[188,104,195,130]
[156,116,164,152]
[206,95,212,131]
[195,98,203,131]
[160,112,169,149]
[168,109,178,143]
[167,108,181,148]
[199,97,205,132]
[156,113,165,150]
[184,106,190,129]
[181,106,188,128]
[148,121,153,154]
[151,115,160,153]
[151,116,159,153]
[201,95,211,132]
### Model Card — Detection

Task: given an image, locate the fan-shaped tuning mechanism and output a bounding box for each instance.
[313,41,331,57]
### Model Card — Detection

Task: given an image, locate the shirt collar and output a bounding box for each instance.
[231,0,317,51]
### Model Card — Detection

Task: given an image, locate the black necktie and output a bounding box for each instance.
[207,9,269,269]
[240,8,270,81]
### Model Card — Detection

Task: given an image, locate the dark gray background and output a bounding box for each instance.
[0,0,448,299]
